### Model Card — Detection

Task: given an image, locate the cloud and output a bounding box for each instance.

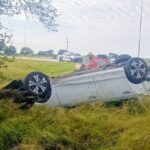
[54,0,150,26]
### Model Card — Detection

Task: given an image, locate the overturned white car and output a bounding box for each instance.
[2,57,150,107]
[13,56,149,107]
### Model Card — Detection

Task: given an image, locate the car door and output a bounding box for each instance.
[54,73,98,106]
[93,68,135,101]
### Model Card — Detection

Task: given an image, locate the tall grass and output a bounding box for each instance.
[1,98,150,150]
[1,58,150,150]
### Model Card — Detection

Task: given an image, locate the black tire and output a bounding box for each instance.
[124,57,148,84]
[24,72,51,97]
[115,54,132,64]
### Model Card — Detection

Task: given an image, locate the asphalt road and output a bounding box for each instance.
[16,56,58,62]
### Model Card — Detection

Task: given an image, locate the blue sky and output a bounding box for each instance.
[1,0,150,57]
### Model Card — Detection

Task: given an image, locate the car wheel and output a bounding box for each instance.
[124,57,148,84]
[115,54,132,64]
[24,72,51,97]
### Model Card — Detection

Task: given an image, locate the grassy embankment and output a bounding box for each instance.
[1,57,150,150]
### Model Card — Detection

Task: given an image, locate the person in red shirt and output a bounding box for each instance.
[86,52,97,69]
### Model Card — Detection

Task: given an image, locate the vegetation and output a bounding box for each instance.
[37,50,56,58]
[58,49,68,55]
[0,0,58,32]
[0,0,58,56]
[20,47,34,56]
[1,57,150,150]
[0,40,6,52]
[37,50,54,56]
[0,57,74,87]
[5,45,17,56]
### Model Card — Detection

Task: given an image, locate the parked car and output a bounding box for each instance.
[107,53,118,64]
[97,53,119,64]
[58,52,82,63]
[4,57,150,107]
[96,54,110,66]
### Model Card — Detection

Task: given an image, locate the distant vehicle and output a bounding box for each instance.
[5,57,150,107]
[107,53,118,64]
[97,53,119,65]
[96,54,110,66]
[58,52,82,63]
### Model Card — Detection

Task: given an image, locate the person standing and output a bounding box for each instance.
[86,52,97,69]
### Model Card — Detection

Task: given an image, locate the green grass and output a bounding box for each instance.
[0,58,74,88]
[1,58,150,150]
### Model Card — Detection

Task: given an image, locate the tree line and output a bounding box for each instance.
[0,44,70,58]
[0,45,54,56]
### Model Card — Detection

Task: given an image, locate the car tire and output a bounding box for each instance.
[24,72,51,98]
[115,54,132,64]
[124,57,148,84]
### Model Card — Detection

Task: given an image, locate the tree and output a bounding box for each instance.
[46,50,54,55]
[20,47,34,55]
[5,45,17,56]
[57,49,68,55]
[0,0,58,49]
[0,0,58,31]
[0,40,6,52]
[0,26,11,53]
[37,51,46,56]
[37,50,54,56]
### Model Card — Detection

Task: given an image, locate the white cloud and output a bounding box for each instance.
[54,0,150,25]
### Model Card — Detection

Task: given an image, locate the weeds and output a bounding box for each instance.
[0,56,15,63]
[1,59,150,150]
[1,99,150,150]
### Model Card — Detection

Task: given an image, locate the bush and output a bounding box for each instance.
[5,46,16,56]
[20,47,34,56]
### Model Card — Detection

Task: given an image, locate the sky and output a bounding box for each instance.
[1,0,150,57]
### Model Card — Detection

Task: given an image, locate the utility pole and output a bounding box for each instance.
[24,26,27,47]
[10,23,13,45]
[138,0,144,57]
[66,37,69,51]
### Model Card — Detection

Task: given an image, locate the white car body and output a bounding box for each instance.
[22,57,149,107]
[45,67,150,106]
